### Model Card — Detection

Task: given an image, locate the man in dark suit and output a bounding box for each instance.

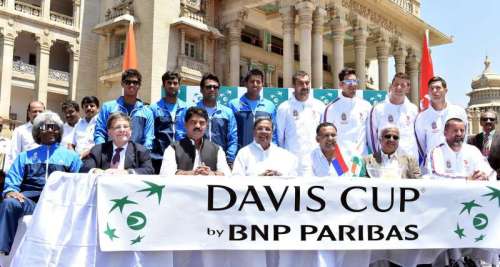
[80,112,154,174]
[468,110,500,180]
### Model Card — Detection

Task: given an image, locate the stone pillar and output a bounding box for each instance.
[203,35,208,63]
[68,41,80,101]
[279,5,295,88]
[0,28,18,118]
[329,6,346,88]
[353,21,368,89]
[5,0,15,9]
[42,0,52,21]
[225,10,247,86]
[376,32,391,91]
[312,7,326,88]
[296,1,314,75]
[265,64,274,87]
[35,31,53,105]
[73,0,81,29]
[180,29,186,55]
[393,41,407,74]
[406,50,419,104]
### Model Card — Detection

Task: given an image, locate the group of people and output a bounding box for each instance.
[0,66,498,256]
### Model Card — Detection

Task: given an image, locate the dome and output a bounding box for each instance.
[471,56,500,89]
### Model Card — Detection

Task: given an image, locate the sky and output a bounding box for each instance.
[418,0,500,108]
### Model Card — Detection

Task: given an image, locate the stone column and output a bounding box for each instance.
[329,6,346,88]
[279,5,295,88]
[68,41,80,101]
[265,64,274,87]
[312,7,326,88]
[406,50,419,104]
[296,1,314,75]
[5,0,15,9]
[73,0,81,29]
[0,28,18,118]
[376,32,391,91]
[42,0,52,21]
[35,31,53,105]
[225,10,247,86]
[393,41,407,74]
[203,35,208,63]
[353,20,368,89]
[180,29,186,55]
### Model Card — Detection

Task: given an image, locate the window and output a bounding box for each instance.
[241,26,262,48]
[270,36,283,55]
[185,41,196,58]
[29,54,37,65]
[119,38,125,56]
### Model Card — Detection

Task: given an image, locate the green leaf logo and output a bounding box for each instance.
[127,211,147,230]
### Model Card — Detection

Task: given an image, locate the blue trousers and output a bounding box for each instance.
[0,197,36,254]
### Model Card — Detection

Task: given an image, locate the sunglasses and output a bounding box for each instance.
[204,85,220,90]
[40,124,60,132]
[342,79,358,86]
[123,80,140,86]
[383,134,399,141]
[481,117,496,122]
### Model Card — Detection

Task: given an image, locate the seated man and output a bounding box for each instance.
[80,112,154,175]
[426,117,495,180]
[160,107,230,176]
[0,111,82,255]
[232,117,298,176]
[364,125,421,179]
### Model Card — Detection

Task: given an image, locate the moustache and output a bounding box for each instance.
[193,128,202,132]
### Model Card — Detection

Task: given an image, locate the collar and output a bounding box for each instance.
[112,142,128,152]
[386,96,408,107]
[189,137,204,149]
[117,96,143,109]
[338,92,356,102]
[484,130,495,137]
[197,100,219,112]
[251,141,273,152]
[444,141,462,155]
[381,151,398,161]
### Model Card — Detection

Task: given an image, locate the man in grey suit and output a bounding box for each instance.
[468,110,500,180]
[364,125,421,179]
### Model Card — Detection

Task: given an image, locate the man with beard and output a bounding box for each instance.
[150,71,188,173]
[276,71,324,175]
[60,100,81,149]
[160,107,230,176]
[425,118,495,180]
[0,111,81,255]
[176,73,237,166]
[71,96,100,158]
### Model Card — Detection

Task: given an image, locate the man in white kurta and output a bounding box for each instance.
[276,71,324,175]
[415,76,467,165]
[72,97,100,157]
[425,118,495,181]
[233,118,298,177]
[368,73,418,159]
[322,68,371,157]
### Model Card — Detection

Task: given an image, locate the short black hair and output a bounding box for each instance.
[122,69,142,84]
[243,69,264,83]
[253,117,273,130]
[184,106,208,123]
[391,72,410,84]
[200,73,220,89]
[81,96,100,108]
[292,70,309,85]
[338,68,356,82]
[427,76,447,89]
[444,117,464,131]
[162,71,181,84]
[316,122,337,135]
[61,100,80,112]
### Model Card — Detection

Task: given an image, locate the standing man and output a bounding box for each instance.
[229,69,277,150]
[94,69,154,150]
[176,73,237,166]
[61,100,81,149]
[72,96,100,158]
[8,101,45,169]
[415,76,467,165]
[322,68,372,157]
[160,107,230,176]
[469,110,500,180]
[425,118,495,180]
[368,73,418,159]
[276,71,324,175]
[149,71,188,173]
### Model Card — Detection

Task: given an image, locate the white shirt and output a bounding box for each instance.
[276,96,324,174]
[72,116,97,154]
[159,141,231,176]
[62,120,80,148]
[0,136,10,170]
[482,129,495,153]
[322,93,372,157]
[425,142,495,181]
[111,143,128,170]
[302,147,341,177]
[232,141,298,176]
[8,122,39,168]
[414,102,467,160]
[368,97,418,158]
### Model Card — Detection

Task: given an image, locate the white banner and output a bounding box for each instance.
[97,176,500,252]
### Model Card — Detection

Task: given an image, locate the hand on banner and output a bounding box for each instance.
[5,191,26,203]
[259,169,282,176]
[468,170,488,181]
[104,168,129,175]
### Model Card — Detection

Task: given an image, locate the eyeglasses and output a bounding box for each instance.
[481,117,496,122]
[111,125,130,130]
[40,124,60,132]
[123,80,140,86]
[383,134,399,141]
[204,85,220,90]
[342,79,358,86]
